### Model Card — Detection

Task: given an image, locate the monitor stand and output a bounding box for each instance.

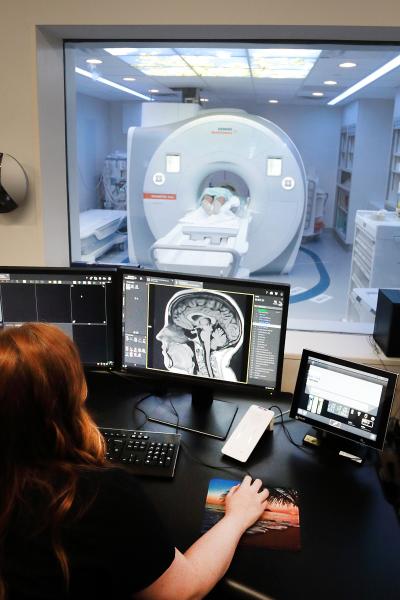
[141,386,238,440]
[303,428,370,464]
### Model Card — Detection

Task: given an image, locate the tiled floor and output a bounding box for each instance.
[256,229,353,325]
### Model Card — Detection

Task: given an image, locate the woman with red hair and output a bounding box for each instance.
[0,322,268,600]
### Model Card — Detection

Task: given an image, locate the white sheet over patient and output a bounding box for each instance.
[179,207,240,228]
[180,187,241,227]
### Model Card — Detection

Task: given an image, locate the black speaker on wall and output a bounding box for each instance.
[373,289,400,357]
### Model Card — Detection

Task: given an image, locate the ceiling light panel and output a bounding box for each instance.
[116,50,197,77]
[175,47,247,57]
[106,46,252,78]
[104,47,172,57]
[180,54,249,77]
[250,49,321,79]
[138,67,196,77]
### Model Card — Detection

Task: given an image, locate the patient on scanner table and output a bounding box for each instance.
[199,186,240,218]
[156,288,244,381]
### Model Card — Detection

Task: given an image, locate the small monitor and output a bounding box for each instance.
[290,350,398,451]
[119,267,289,438]
[0,267,117,369]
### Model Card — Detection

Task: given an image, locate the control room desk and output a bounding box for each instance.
[86,372,400,600]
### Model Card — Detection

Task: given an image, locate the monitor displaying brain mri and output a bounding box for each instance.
[147,286,252,382]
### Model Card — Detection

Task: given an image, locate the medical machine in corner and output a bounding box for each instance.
[126,109,307,278]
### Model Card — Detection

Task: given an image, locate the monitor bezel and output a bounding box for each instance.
[0,265,119,371]
[117,266,290,397]
[290,349,398,450]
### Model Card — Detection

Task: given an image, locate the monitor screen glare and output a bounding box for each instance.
[121,270,289,392]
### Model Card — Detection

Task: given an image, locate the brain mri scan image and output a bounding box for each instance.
[151,287,247,381]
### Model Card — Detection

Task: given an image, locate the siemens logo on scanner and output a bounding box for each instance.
[210,127,236,134]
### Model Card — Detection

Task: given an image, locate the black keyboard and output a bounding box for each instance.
[100,427,180,478]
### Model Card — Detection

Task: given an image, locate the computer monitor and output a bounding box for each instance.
[119,267,290,438]
[290,349,398,459]
[0,267,117,369]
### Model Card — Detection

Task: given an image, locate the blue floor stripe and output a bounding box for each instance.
[290,246,331,303]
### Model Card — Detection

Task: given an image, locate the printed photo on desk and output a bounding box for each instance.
[202,479,301,551]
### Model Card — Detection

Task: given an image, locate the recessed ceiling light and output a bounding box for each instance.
[339,62,357,68]
[268,99,279,104]
[149,88,159,93]
[123,77,136,81]
[312,92,324,97]
[324,80,337,85]
[86,59,103,65]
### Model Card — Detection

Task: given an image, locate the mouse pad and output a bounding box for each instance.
[202,478,301,551]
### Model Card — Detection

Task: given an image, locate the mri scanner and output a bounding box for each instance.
[127,109,306,277]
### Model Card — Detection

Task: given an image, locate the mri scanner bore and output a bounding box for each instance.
[153,288,246,381]
[127,109,306,277]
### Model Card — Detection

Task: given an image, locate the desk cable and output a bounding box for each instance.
[166,396,256,480]
[129,392,255,480]
[111,371,312,466]
[268,405,315,455]
[132,390,312,468]
[110,371,254,477]
[109,371,153,428]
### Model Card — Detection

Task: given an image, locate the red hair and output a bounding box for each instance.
[0,323,106,597]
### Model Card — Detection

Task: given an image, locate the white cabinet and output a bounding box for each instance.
[347,210,400,318]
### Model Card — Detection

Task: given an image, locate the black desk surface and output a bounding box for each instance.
[86,372,400,600]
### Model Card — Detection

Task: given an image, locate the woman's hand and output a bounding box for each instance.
[224,475,269,532]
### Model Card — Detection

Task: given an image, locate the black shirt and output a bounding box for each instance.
[5,468,175,599]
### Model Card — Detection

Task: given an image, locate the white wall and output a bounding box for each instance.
[76,94,111,212]
[110,103,127,151]
[122,102,142,134]
[343,101,359,126]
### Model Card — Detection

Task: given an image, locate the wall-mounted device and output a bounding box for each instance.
[0,153,28,213]
[373,289,400,357]
[290,349,397,462]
